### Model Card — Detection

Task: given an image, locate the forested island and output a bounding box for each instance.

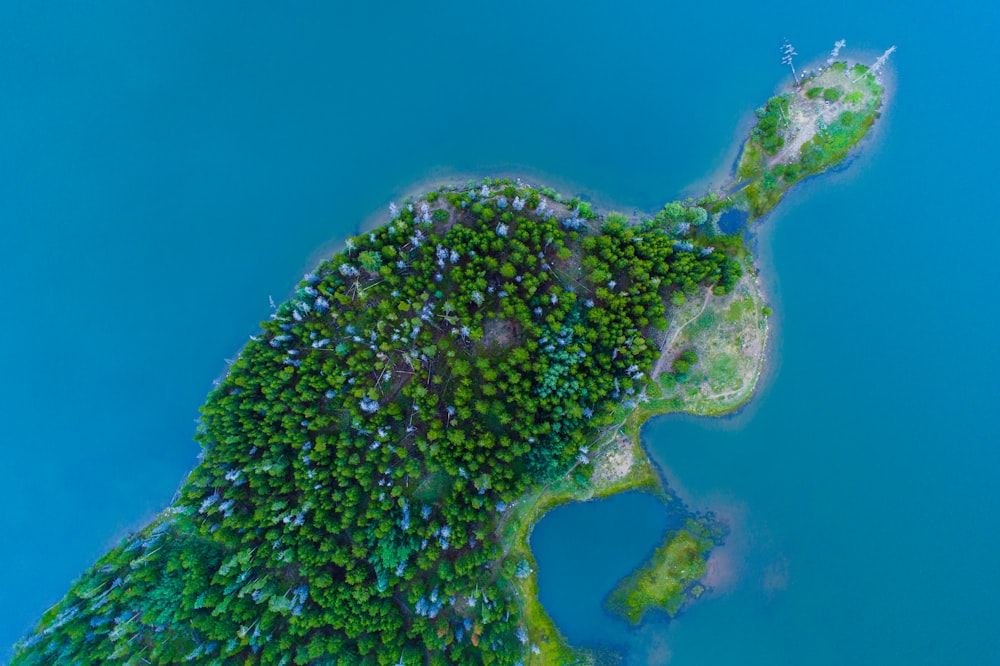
[12,48,889,665]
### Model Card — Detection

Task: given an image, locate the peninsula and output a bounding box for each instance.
[12,48,890,665]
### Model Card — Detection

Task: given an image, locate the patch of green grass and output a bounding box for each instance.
[799,106,877,174]
[724,298,747,323]
[708,354,738,387]
[691,310,718,334]
[736,143,766,181]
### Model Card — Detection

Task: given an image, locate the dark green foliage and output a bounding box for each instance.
[678,349,698,366]
[823,87,841,102]
[13,181,738,665]
[358,250,382,272]
[672,349,698,376]
[750,95,790,156]
[799,108,876,174]
[648,202,709,232]
[805,86,823,100]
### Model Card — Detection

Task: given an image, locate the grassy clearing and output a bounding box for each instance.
[654,255,768,416]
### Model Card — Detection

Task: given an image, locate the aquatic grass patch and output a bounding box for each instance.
[605,519,720,624]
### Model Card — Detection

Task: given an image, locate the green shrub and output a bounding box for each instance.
[823,88,842,102]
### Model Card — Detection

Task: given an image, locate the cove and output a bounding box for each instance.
[531,491,681,651]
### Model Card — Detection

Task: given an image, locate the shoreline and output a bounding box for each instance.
[41,52,889,664]
[10,35,900,663]
[516,53,894,663]
[359,164,664,236]
[203,55,884,655]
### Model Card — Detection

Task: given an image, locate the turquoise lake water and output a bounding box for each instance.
[2,1,998,662]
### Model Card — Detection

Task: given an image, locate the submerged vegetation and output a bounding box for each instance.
[12,45,890,665]
[606,518,722,624]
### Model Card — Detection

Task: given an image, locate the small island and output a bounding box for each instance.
[12,46,890,665]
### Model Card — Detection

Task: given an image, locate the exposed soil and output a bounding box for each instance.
[770,67,879,168]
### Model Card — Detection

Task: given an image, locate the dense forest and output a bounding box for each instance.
[12,181,740,665]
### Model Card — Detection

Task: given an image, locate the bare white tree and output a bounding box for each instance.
[781,40,800,85]
[827,39,846,64]
[870,45,897,75]
[854,46,896,82]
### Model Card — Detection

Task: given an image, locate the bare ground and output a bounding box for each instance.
[770,66,879,168]
[590,435,635,487]
[653,258,768,415]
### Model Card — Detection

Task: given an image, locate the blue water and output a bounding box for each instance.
[532,492,680,651]
[2,1,999,663]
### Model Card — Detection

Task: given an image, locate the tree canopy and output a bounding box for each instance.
[12,180,740,665]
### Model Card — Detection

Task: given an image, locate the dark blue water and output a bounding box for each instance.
[2,1,998,663]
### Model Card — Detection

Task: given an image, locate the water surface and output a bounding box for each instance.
[3,1,999,663]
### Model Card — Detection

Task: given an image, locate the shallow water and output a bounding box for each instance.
[2,1,999,662]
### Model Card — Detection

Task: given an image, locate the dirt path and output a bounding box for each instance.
[653,288,713,378]
[768,66,877,168]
